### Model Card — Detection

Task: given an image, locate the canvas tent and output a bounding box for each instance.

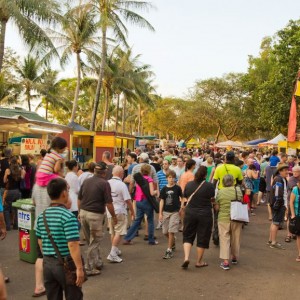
[258,134,286,147]
[215,140,244,148]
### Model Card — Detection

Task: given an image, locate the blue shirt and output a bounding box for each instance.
[128,163,138,175]
[292,186,300,216]
[269,156,280,167]
[157,170,168,192]
[0,194,3,212]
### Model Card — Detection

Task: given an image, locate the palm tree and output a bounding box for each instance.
[35,69,71,120]
[15,55,43,111]
[89,0,155,131]
[0,0,60,71]
[47,1,100,123]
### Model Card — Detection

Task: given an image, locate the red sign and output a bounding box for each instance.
[19,229,30,254]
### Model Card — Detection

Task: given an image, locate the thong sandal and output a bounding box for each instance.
[296,256,300,262]
[32,290,46,297]
[195,262,208,268]
[285,236,292,243]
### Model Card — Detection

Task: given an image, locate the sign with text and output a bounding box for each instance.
[20,138,48,154]
[19,228,31,254]
[18,209,32,230]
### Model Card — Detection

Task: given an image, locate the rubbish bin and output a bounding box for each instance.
[12,199,37,264]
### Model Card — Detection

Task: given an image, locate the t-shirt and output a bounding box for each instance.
[160,184,182,212]
[213,163,243,189]
[128,162,138,175]
[134,175,153,201]
[179,171,195,194]
[0,194,3,212]
[130,163,158,183]
[38,150,62,174]
[78,172,93,188]
[78,175,112,213]
[157,170,168,192]
[206,165,214,182]
[150,162,161,173]
[216,186,243,223]
[108,177,131,216]
[65,172,79,212]
[0,158,10,188]
[36,206,79,257]
[269,156,280,167]
[292,186,300,216]
[184,180,215,214]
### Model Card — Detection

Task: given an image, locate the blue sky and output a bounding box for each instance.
[6,0,300,97]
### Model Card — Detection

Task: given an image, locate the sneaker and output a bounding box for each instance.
[107,254,123,263]
[116,249,122,256]
[95,261,103,270]
[266,241,272,245]
[149,240,159,245]
[231,258,238,265]
[86,269,101,276]
[171,242,176,251]
[220,262,230,270]
[270,242,285,250]
[163,250,173,259]
[156,221,162,230]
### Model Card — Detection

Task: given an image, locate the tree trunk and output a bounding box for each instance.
[70,52,81,123]
[102,86,110,131]
[0,19,7,72]
[45,99,49,120]
[215,126,221,143]
[122,96,127,133]
[90,27,107,131]
[115,93,120,132]
[26,88,31,111]
[137,104,141,135]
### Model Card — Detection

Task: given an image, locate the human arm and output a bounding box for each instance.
[149,181,157,196]
[68,241,85,287]
[290,189,296,218]
[53,159,63,174]
[0,212,6,240]
[106,203,117,225]
[159,199,164,222]
[125,200,135,221]
[3,169,10,183]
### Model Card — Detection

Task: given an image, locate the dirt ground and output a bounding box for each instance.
[1,204,300,300]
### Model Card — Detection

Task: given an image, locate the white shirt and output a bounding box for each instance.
[78,171,94,188]
[107,176,131,217]
[65,171,79,212]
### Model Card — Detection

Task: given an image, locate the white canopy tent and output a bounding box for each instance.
[258,133,286,147]
[215,140,244,148]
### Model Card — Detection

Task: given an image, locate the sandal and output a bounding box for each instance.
[195,262,208,268]
[181,260,190,269]
[296,256,300,262]
[285,236,292,243]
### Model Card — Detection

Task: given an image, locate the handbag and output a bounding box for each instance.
[43,211,87,285]
[230,187,249,223]
[186,180,205,207]
[289,188,300,235]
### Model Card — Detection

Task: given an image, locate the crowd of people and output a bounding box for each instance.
[0,140,300,299]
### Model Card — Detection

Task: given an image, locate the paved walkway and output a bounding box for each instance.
[1,204,300,300]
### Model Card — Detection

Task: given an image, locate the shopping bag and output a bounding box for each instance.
[230,201,249,223]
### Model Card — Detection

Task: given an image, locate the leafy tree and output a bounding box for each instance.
[0,0,59,71]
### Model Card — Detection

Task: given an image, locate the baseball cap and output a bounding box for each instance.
[138,152,149,161]
[226,151,235,160]
[95,161,108,170]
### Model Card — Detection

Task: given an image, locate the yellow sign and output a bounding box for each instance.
[295,79,300,96]
[94,136,115,148]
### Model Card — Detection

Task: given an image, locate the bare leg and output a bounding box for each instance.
[297,236,300,257]
[195,247,205,266]
[267,204,272,220]
[34,258,45,294]
[270,224,279,243]
[183,242,192,261]
[0,269,7,300]
[168,233,174,249]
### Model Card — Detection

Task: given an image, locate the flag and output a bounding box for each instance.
[287,95,297,142]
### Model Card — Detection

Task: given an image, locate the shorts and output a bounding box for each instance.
[108,214,128,236]
[259,177,266,193]
[162,211,180,234]
[272,206,286,225]
[252,179,260,194]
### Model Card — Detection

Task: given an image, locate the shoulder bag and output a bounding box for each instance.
[43,211,87,285]
[230,187,249,223]
[185,180,205,207]
[289,188,300,235]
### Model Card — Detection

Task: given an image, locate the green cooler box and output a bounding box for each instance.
[12,199,37,264]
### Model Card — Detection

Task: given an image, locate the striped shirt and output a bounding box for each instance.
[157,170,168,192]
[36,206,79,257]
[38,151,62,174]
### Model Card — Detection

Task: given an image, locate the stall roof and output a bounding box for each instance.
[0,107,72,134]
[68,121,89,132]
[135,135,158,140]
[245,138,268,145]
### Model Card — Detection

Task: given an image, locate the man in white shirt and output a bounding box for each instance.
[107,166,135,263]
[173,156,185,180]
[78,162,96,188]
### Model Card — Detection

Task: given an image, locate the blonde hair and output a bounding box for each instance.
[141,164,151,175]
[206,157,213,164]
